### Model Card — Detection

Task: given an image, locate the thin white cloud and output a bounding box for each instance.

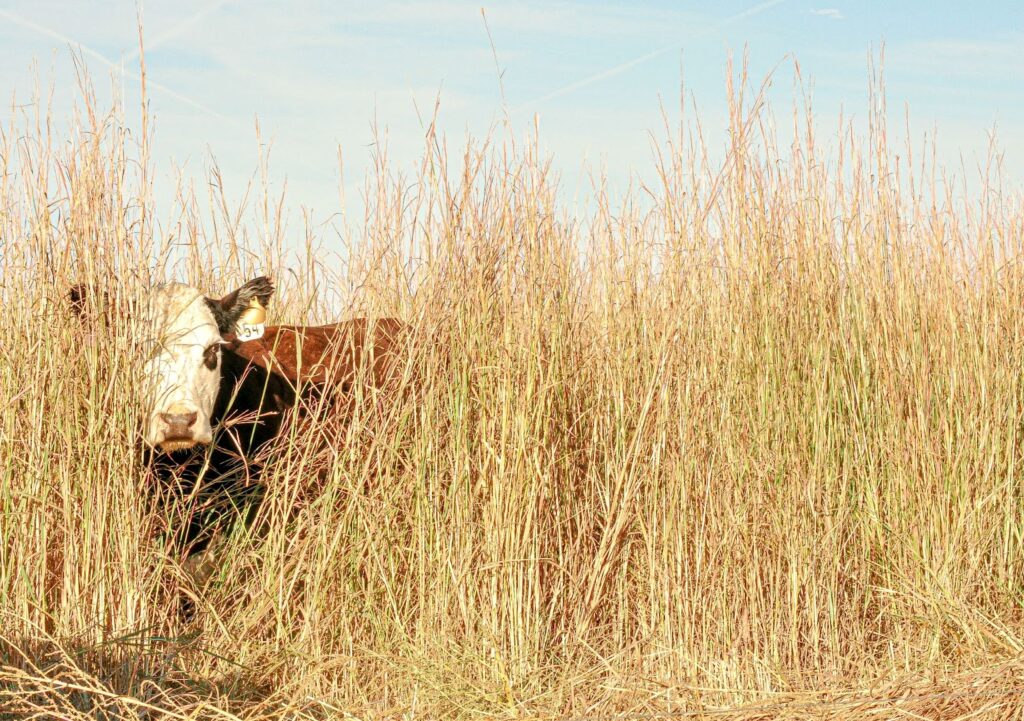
[515,0,789,111]
[811,8,844,20]
[122,0,235,62]
[0,5,240,126]
[336,1,703,40]
[0,7,116,74]
[886,36,1024,81]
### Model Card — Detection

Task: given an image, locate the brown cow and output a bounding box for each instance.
[73,276,407,562]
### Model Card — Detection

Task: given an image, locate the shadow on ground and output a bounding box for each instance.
[0,632,284,720]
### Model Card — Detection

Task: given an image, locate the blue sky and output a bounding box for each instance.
[1,0,1022,226]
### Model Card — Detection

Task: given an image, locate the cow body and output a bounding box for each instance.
[150,317,407,558]
[215,318,408,454]
[69,277,406,560]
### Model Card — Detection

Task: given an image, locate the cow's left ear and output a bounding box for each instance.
[205,276,275,335]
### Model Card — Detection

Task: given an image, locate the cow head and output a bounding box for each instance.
[144,276,274,452]
[70,276,274,453]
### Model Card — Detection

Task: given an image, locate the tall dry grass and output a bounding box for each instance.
[2,61,1024,719]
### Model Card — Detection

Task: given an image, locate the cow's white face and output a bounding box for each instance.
[69,275,274,453]
[142,284,224,452]
[133,276,275,453]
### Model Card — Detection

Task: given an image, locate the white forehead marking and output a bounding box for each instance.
[147,283,219,346]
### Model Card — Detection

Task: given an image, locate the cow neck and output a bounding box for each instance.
[213,332,295,453]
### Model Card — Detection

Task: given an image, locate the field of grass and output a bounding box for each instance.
[3,63,1024,719]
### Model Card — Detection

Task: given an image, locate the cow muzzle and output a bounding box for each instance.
[155,404,204,452]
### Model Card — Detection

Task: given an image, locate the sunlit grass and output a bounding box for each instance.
[2,59,1024,719]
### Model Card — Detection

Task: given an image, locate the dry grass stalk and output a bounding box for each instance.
[1,57,1024,719]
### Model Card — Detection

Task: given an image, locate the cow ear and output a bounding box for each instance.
[68,284,90,318]
[205,276,275,335]
[68,284,109,322]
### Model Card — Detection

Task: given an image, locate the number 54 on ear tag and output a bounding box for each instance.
[237,322,265,342]
[236,298,267,342]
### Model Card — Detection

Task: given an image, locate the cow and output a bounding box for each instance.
[71,276,407,570]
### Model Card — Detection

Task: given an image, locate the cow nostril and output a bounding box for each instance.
[159,411,198,432]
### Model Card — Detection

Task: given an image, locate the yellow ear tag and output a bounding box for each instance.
[236,298,266,342]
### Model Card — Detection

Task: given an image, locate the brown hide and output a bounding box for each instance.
[216,316,410,452]
[224,317,408,391]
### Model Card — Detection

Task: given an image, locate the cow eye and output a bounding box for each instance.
[202,343,220,370]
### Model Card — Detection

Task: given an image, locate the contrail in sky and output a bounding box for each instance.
[0,6,238,126]
[514,0,789,112]
[121,0,235,62]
